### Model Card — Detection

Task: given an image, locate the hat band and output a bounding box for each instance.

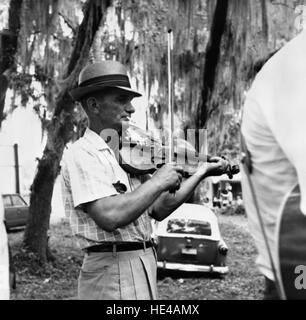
[79,74,131,88]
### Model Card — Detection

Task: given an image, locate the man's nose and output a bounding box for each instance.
[125,102,135,114]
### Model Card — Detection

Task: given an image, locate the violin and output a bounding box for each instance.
[119,123,240,179]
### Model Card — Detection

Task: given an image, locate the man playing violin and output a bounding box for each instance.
[61,60,229,300]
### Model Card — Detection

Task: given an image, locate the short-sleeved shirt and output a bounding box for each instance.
[241,30,306,280]
[61,128,153,249]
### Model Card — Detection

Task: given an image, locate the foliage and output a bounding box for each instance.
[91,0,209,131]
[205,0,302,159]
[2,0,302,154]
[0,0,9,29]
[11,0,83,116]
[92,0,304,157]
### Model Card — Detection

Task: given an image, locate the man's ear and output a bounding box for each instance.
[86,97,100,115]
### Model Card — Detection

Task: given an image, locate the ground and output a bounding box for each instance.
[8,214,264,300]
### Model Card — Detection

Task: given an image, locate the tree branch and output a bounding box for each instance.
[54,0,111,116]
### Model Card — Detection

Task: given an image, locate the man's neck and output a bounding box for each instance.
[88,124,121,155]
[88,123,102,136]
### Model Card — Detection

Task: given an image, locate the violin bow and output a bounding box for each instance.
[167,29,174,163]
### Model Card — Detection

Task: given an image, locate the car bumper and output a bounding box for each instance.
[157,261,229,274]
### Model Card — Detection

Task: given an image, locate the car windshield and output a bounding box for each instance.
[166,218,212,236]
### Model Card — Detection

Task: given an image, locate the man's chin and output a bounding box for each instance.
[121,117,131,124]
[120,120,131,131]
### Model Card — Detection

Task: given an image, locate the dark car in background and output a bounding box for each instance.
[2,194,29,231]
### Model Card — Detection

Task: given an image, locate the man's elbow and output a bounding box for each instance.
[100,220,117,232]
[99,212,120,232]
[150,209,166,222]
[154,216,163,222]
[89,208,120,232]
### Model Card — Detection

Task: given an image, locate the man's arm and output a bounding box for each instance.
[150,158,229,221]
[84,164,183,232]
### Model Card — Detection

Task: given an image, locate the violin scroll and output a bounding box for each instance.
[206,155,240,179]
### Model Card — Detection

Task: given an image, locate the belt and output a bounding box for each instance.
[86,241,154,253]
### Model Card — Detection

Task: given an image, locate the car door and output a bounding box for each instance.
[3,195,18,229]
[10,195,29,226]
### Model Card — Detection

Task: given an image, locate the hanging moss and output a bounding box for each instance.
[205,0,300,158]
[117,0,209,130]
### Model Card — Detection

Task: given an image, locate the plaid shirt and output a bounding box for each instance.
[60,128,153,249]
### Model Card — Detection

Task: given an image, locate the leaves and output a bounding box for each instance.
[0,0,9,28]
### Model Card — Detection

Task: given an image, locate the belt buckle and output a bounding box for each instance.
[144,240,154,251]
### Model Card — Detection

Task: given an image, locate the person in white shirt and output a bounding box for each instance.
[241,30,306,299]
[0,190,9,300]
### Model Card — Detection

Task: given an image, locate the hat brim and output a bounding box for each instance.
[69,85,142,101]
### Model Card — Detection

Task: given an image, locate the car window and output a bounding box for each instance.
[11,195,27,206]
[2,195,12,207]
[166,218,212,236]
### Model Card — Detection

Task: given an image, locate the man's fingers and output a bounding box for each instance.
[208,156,222,163]
[208,159,229,173]
[168,162,184,173]
[177,172,183,182]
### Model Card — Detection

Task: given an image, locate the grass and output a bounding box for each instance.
[8,216,264,300]
[9,221,82,300]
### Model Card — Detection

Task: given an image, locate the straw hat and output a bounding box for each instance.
[69,61,142,101]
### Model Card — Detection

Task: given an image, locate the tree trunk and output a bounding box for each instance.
[0,72,9,124]
[197,0,229,129]
[189,0,229,204]
[0,0,23,127]
[23,0,111,264]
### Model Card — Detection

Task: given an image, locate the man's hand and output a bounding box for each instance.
[151,163,184,192]
[196,157,229,178]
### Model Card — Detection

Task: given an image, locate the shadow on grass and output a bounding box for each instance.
[157,268,226,280]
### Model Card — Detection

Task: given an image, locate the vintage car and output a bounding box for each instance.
[152,203,229,274]
[2,194,29,231]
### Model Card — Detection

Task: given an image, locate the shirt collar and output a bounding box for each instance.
[83,128,112,151]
